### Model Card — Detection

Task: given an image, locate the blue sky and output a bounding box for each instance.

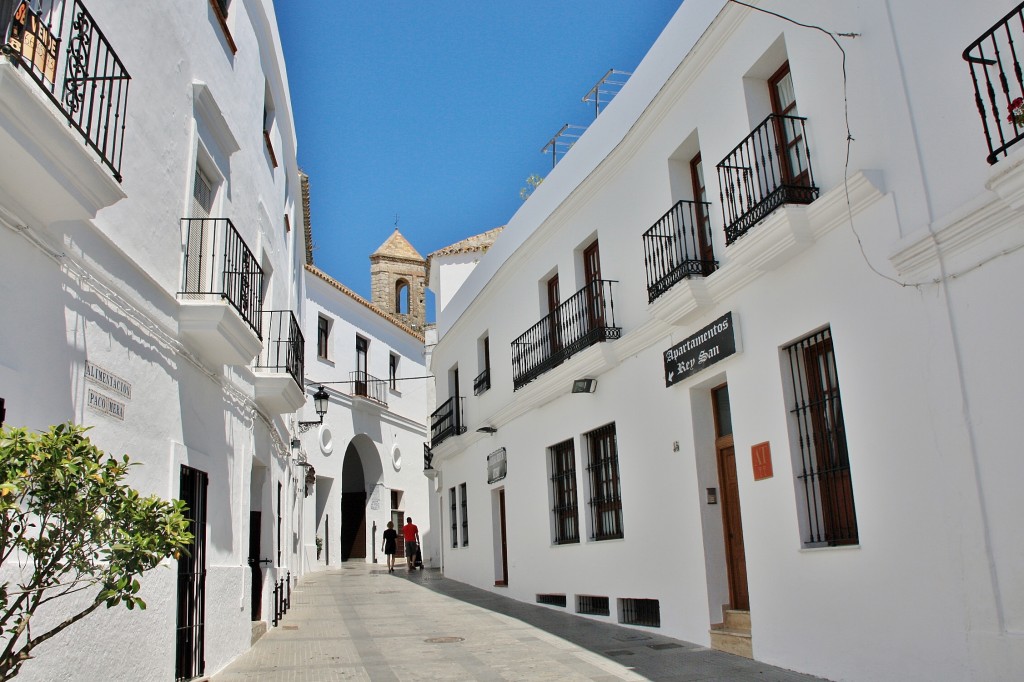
[277,2,682,305]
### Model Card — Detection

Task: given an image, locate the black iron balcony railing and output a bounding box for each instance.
[350,370,387,407]
[2,0,130,181]
[473,367,491,395]
[717,113,818,245]
[642,199,717,303]
[179,218,263,338]
[430,396,465,447]
[963,1,1024,164]
[511,279,620,391]
[254,310,303,389]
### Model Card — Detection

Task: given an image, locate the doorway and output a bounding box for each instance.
[175,466,208,681]
[712,384,749,611]
[493,488,508,586]
[340,442,367,561]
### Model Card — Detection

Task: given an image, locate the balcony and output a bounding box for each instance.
[642,199,717,303]
[511,280,620,391]
[964,1,1024,164]
[716,114,818,245]
[350,370,387,408]
[253,310,305,413]
[430,396,465,447]
[473,367,490,395]
[178,218,263,367]
[2,0,129,180]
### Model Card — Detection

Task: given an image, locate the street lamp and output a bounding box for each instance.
[298,385,329,433]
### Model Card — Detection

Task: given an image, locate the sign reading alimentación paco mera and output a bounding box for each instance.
[663,312,737,387]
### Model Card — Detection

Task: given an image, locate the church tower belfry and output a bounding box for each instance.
[370,228,427,331]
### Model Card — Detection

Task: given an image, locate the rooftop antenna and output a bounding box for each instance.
[582,69,632,118]
[393,214,399,230]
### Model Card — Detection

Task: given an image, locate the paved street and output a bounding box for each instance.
[211,563,828,681]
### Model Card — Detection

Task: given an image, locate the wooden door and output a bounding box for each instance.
[768,62,809,186]
[547,274,561,354]
[712,385,749,611]
[583,241,605,331]
[690,153,715,273]
[497,489,508,586]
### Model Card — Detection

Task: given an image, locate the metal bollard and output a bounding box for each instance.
[272,579,280,626]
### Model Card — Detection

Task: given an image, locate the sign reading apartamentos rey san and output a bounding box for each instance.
[664,312,737,387]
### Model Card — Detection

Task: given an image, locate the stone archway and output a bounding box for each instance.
[339,434,384,562]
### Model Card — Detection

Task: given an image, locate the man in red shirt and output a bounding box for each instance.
[402,516,420,571]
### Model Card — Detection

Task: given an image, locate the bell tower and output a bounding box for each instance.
[370,228,426,331]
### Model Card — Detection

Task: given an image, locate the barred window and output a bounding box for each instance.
[786,328,858,546]
[459,483,468,547]
[449,487,458,548]
[549,439,579,544]
[586,423,623,540]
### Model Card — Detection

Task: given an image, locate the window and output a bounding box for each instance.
[768,62,809,186]
[785,327,858,546]
[586,423,623,540]
[389,353,399,390]
[474,335,491,395]
[459,483,468,547]
[395,279,410,314]
[263,81,277,168]
[549,439,579,544]
[317,315,330,360]
[690,152,715,274]
[208,0,237,53]
[449,487,458,548]
[355,335,368,396]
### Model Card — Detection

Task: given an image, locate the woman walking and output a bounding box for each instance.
[381,521,398,573]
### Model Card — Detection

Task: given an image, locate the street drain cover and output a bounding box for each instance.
[648,643,683,651]
[282,625,298,630]
[606,650,634,657]
[612,633,652,642]
[425,636,464,644]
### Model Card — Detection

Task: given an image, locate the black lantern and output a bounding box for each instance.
[298,385,329,433]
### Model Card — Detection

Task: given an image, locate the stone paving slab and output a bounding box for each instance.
[210,564,829,681]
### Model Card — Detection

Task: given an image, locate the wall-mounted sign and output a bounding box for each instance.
[87,389,125,421]
[85,362,132,400]
[752,441,773,481]
[487,448,507,484]
[664,312,737,387]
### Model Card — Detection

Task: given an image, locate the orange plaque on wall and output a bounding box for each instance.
[752,441,773,481]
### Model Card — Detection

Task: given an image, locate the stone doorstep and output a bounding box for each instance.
[709,628,753,659]
[251,620,268,646]
[710,608,752,658]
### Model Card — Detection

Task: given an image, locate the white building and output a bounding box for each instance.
[298,226,435,571]
[427,1,1024,680]
[0,1,307,679]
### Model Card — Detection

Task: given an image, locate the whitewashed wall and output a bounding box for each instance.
[0,0,305,679]
[429,2,1024,681]
[299,269,434,571]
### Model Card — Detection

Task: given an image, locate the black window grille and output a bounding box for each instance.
[317,316,329,359]
[620,598,660,627]
[536,594,567,607]
[255,310,304,389]
[586,423,623,541]
[276,482,282,565]
[786,327,858,546]
[175,466,208,681]
[577,595,610,616]
[550,439,579,544]
[449,487,458,549]
[459,482,468,547]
